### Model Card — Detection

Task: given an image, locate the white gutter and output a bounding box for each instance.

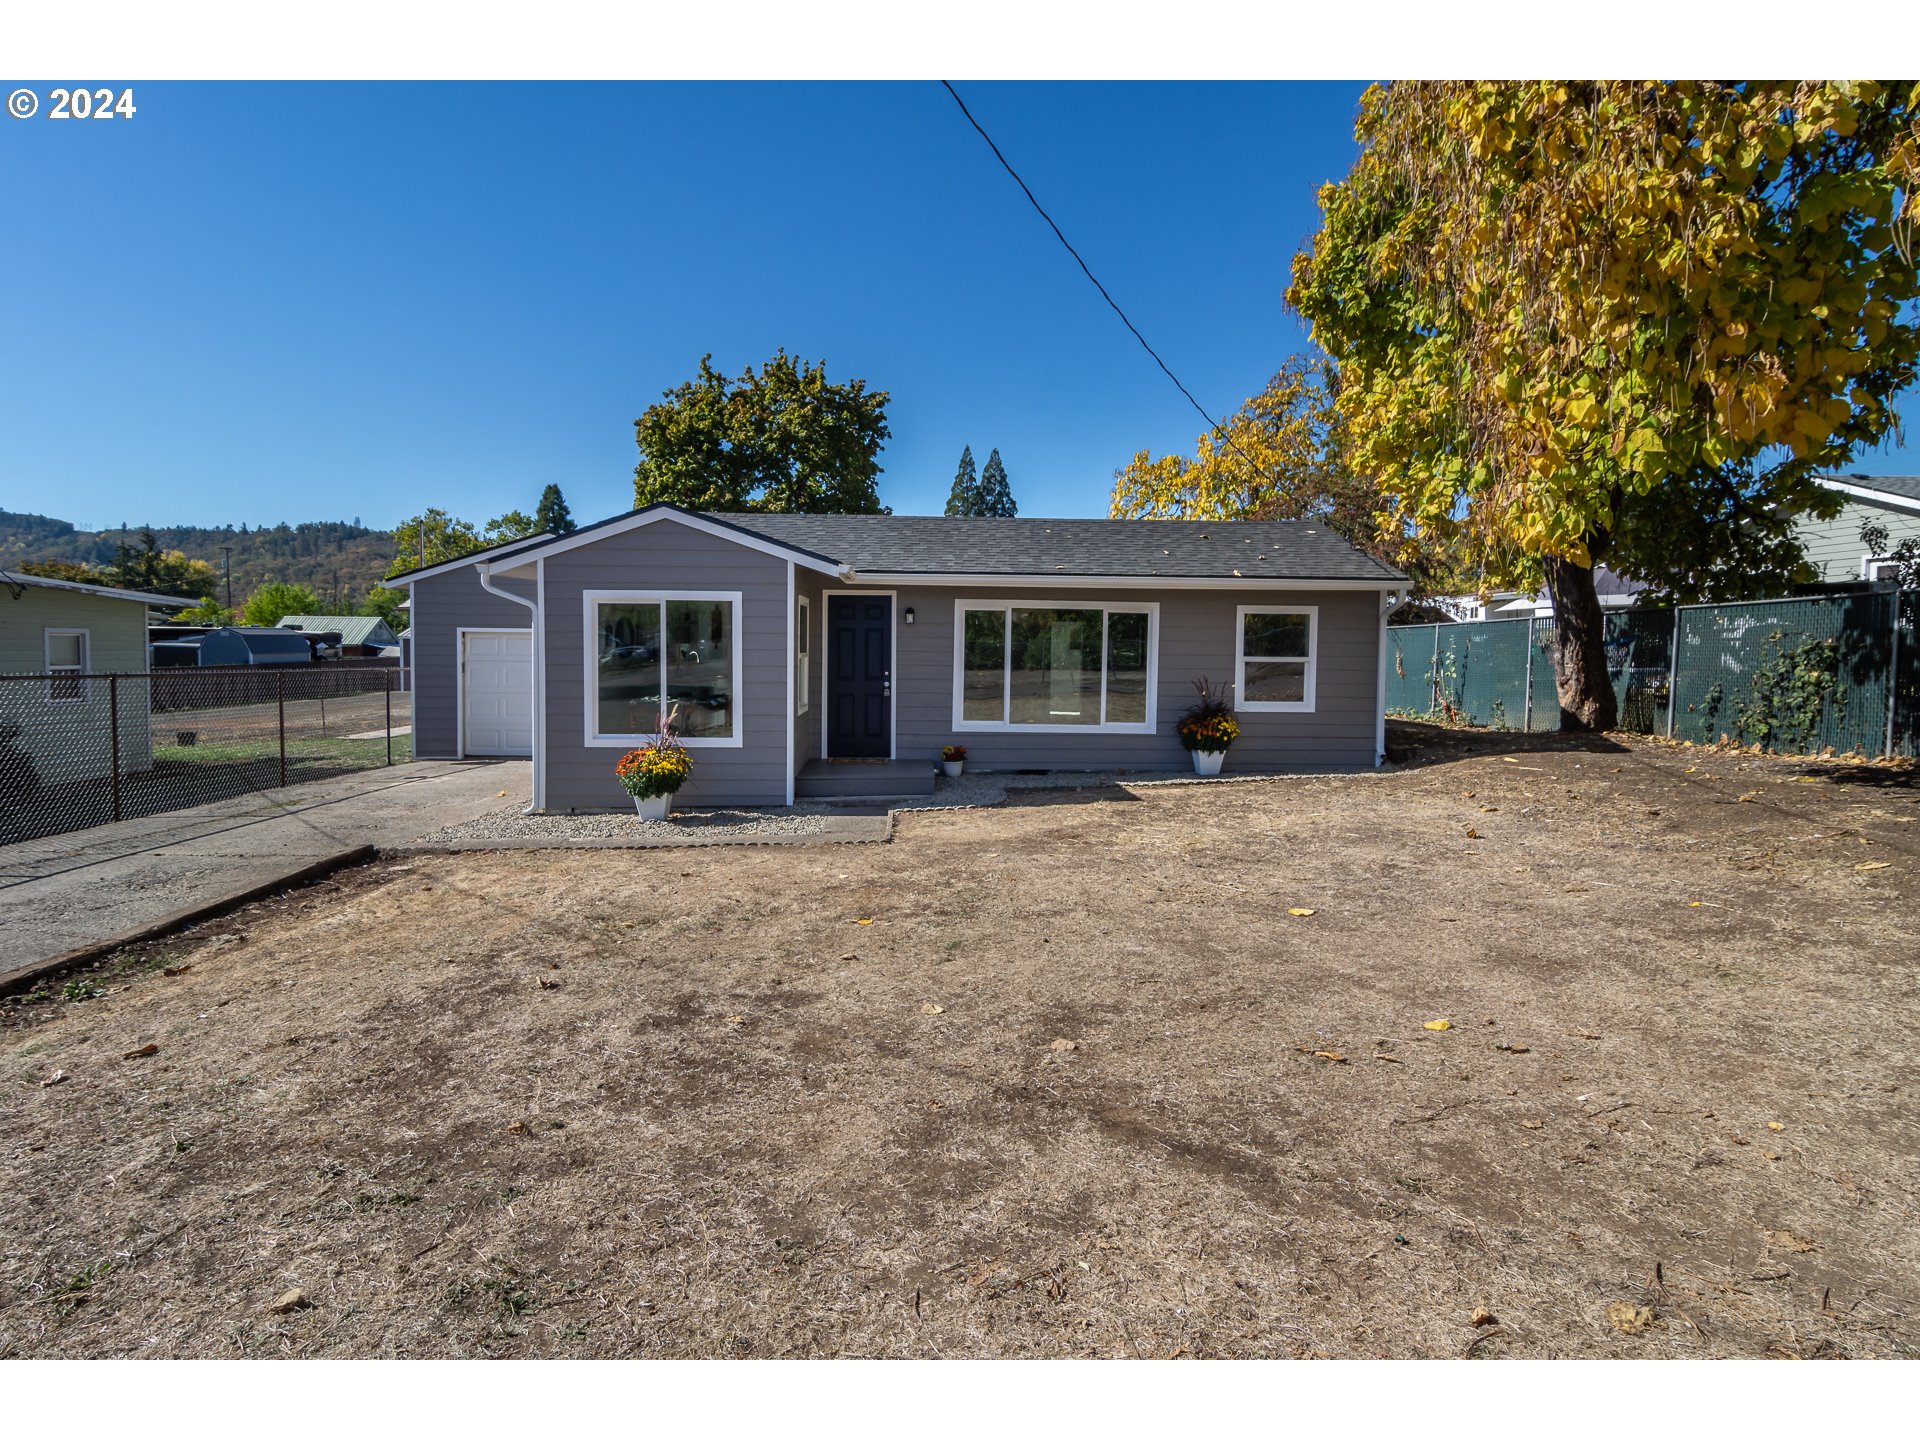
[477,559,543,814]
[844,572,1405,592]
[1813,477,1920,515]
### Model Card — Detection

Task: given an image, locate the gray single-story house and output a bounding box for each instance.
[389,505,1407,810]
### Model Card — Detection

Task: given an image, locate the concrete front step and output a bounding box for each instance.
[795,759,937,800]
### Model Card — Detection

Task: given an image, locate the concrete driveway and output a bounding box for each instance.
[0,759,528,988]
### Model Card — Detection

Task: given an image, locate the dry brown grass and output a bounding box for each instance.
[3,725,1917,1358]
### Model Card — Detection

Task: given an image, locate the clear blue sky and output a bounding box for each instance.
[3,80,1916,533]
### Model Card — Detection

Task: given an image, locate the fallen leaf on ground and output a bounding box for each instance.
[1465,828,1481,839]
[1767,1121,1784,1132]
[1520,1120,1544,1130]
[496,790,508,797]
[1287,907,1316,917]
[1855,861,1892,871]
[1424,1019,1452,1031]
[1312,1050,1347,1063]
[1049,1038,1078,1052]
[1765,1230,1816,1253]
[121,1043,157,1060]
[161,965,192,977]
[1471,1307,1497,1327]
[920,1003,945,1015]
[1501,757,1518,764]
[537,977,560,990]
[852,918,874,925]
[1374,1054,1401,1064]
[1497,1043,1531,1054]
[838,952,858,962]
[270,1288,312,1314]
[1737,792,1759,803]
[1566,1030,1601,1039]
[723,1014,745,1027]
[40,1070,66,1087]
[504,1121,527,1134]
[1605,1300,1659,1335]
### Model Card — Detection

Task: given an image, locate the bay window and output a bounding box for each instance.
[585,591,741,746]
[953,601,1156,733]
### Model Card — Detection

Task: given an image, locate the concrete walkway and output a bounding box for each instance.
[0,759,529,987]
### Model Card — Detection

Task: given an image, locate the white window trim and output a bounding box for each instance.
[45,627,90,703]
[949,598,1159,735]
[1863,553,1901,581]
[796,593,812,717]
[1235,604,1318,714]
[581,588,745,749]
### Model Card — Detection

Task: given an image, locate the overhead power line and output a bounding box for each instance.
[938,79,1240,450]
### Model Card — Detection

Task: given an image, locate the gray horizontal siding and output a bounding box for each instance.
[541,521,792,810]
[409,568,533,758]
[1793,497,1920,583]
[875,584,1380,771]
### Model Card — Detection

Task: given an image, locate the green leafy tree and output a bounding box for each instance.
[240,581,321,628]
[387,508,483,578]
[944,446,980,516]
[484,510,539,544]
[633,351,891,513]
[359,585,407,631]
[171,598,236,625]
[975,448,1018,518]
[1288,81,1920,729]
[534,484,577,534]
[104,528,219,601]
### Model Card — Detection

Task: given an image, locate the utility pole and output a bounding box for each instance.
[221,545,233,609]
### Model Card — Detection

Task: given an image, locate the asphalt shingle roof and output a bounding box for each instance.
[714,512,1405,582]
[1822,473,1920,505]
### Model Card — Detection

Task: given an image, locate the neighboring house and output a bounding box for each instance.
[278,614,401,655]
[1795,473,1920,583]
[0,570,196,787]
[390,503,1407,811]
[1443,566,1649,622]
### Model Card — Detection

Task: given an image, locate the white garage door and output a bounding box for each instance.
[462,630,533,756]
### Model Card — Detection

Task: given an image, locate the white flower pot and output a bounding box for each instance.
[632,793,672,821]
[941,760,964,778]
[1191,748,1226,777]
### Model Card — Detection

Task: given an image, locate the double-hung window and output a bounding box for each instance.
[584,590,742,747]
[1235,606,1316,712]
[46,628,89,703]
[795,595,811,716]
[953,601,1156,733]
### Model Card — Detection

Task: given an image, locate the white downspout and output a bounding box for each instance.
[1376,589,1403,768]
[477,559,543,814]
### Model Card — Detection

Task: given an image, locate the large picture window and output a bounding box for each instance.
[952,601,1156,733]
[1236,605,1317,712]
[584,591,741,746]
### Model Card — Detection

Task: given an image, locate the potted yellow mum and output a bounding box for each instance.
[1176,677,1240,777]
[616,715,692,821]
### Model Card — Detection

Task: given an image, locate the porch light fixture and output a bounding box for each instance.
[904,606,915,624]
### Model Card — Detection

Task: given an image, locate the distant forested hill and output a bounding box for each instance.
[0,509,397,609]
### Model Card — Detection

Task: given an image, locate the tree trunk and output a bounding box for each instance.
[1543,555,1618,732]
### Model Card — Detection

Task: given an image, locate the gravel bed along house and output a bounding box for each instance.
[407,764,1378,849]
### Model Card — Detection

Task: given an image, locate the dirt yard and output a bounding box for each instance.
[3,723,1916,1359]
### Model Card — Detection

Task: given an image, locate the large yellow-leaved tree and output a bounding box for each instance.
[1288,81,1920,729]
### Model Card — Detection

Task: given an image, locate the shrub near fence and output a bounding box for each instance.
[1389,589,1914,759]
[0,665,411,846]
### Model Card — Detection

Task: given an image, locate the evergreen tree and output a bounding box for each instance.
[944,446,979,517]
[534,484,577,534]
[975,449,1017,517]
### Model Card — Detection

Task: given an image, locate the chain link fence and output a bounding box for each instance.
[1388,589,1915,759]
[1,666,410,846]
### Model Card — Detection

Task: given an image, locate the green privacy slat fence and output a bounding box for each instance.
[1388,590,1915,758]
[1668,592,1897,755]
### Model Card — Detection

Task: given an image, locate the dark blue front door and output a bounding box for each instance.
[828,594,890,758]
